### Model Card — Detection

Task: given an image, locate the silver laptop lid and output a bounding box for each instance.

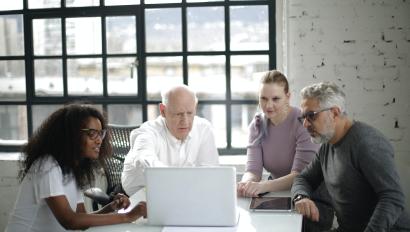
[145,167,238,226]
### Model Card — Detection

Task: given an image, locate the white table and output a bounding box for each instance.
[86,191,302,232]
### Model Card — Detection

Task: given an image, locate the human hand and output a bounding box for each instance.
[126,201,147,222]
[294,198,320,222]
[237,181,265,197]
[109,193,131,211]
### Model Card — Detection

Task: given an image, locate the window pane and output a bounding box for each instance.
[188,55,225,100]
[33,18,62,55]
[105,0,140,5]
[187,7,224,51]
[29,0,60,9]
[32,105,62,132]
[231,104,257,148]
[67,58,102,96]
[107,104,142,125]
[0,2,22,11]
[66,17,101,55]
[146,56,182,101]
[197,104,226,148]
[107,57,138,96]
[106,16,136,54]
[65,0,99,7]
[147,104,160,121]
[145,8,181,52]
[0,15,24,56]
[0,105,27,140]
[145,0,181,3]
[187,0,221,2]
[0,60,26,101]
[230,5,269,51]
[34,59,63,96]
[231,55,269,100]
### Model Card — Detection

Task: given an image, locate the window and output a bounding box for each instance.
[0,0,275,154]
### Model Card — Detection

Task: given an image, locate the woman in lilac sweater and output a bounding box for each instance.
[237,70,320,197]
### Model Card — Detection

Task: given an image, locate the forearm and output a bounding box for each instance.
[241,171,261,182]
[63,212,128,230]
[263,171,298,192]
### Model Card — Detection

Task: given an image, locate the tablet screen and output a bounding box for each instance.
[249,197,292,211]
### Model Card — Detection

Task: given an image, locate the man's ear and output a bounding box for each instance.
[331,107,342,119]
[159,103,166,117]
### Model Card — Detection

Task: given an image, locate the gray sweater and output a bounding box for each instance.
[292,121,410,232]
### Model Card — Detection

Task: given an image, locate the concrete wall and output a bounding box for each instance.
[283,0,410,209]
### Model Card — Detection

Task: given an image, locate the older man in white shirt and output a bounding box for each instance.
[121,84,219,195]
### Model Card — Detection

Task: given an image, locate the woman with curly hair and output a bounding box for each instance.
[6,104,146,232]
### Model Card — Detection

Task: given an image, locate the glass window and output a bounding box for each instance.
[0,15,24,56]
[146,56,183,100]
[230,5,269,51]
[107,57,138,96]
[0,105,27,140]
[0,60,26,101]
[0,1,274,155]
[29,0,60,9]
[197,104,226,148]
[231,104,257,148]
[67,58,103,96]
[107,104,143,125]
[230,55,269,100]
[106,16,137,54]
[105,0,140,6]
[33,18,62,56]
[0,2,23,11]
[66,17,102,55]
[188,55,225,100]
[34,59,63,96]
[32,105,62,132]
[145,8,182,52]
[65,0,100,7]
[187,7,224,51]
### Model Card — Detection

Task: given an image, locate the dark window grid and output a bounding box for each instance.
[0,1,275,155]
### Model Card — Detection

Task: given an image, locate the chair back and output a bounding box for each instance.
[103,124,138,194]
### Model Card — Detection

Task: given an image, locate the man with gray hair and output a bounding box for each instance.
[122,84,219,195]
[291,82,410,231]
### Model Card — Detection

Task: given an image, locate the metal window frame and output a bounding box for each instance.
[0,0,275,155]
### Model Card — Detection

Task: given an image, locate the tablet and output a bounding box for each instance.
[249,196,292,212]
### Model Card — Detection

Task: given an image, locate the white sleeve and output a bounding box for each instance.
[36,161,66,200]
[196,124,219,166]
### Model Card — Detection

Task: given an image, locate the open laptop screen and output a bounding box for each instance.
[144,167,239,227]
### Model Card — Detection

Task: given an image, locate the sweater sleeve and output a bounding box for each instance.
[245,115,264,178]
[356,133,406,232]
[291,150,324,199]
[292,118,320,173]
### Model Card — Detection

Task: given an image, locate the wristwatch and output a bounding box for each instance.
[293,194,309,204]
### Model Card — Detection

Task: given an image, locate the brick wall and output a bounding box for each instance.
[284,0,410,209]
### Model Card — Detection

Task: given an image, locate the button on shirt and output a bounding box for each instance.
[122,116,219,195]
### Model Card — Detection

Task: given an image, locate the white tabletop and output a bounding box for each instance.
[86,191,302,232]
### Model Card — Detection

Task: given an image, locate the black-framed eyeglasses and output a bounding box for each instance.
[297,108,332,124]
[81,128,107,140]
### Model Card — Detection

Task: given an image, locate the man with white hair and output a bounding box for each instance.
[121,85,219,196]
[291,82,410,231]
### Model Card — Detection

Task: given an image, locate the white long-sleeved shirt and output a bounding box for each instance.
[121,116,219,195]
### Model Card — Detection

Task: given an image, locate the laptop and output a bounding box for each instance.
[144,166,239,227]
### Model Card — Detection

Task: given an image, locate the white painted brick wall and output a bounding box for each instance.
[285,0,410,209]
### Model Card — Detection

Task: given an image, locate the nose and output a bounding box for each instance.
[180,113,188,124]
[95,135,103,144]
[302,118,310,128]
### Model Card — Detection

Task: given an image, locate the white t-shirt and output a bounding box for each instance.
[121,116,219,195]
[6,156,84,232]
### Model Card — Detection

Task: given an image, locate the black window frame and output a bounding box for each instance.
[0,0,276,155]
